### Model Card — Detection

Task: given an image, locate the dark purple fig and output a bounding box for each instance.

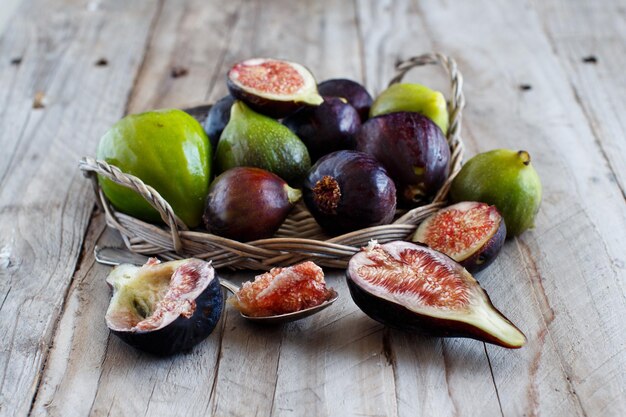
[412,201,506,273]
[303,150,396,234]
[356,112,450,204]
[227,58,323,118]
[105,258,223,356]
[202,95,235,151]
[317,78,373,122]
[203,167,301,241]
[282,96,361,161]
[347,241,526,348]
[183,104,213,125]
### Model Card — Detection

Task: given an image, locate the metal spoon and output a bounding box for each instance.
[94,246,339,324]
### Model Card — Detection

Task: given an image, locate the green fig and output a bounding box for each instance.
[215,101,311,185]
[449,149,542,237]
[370,83,449,134]
[97,109,211,228]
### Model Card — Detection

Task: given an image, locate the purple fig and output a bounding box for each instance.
[203,167,301,241]
[303,150,396,234]
[203,95,235,150]
[356,112,450,204]
[283,96,361,161]
[317,78,373,122]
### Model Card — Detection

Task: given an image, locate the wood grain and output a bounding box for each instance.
[399,1,626,416]
[532,0,626,198]
[1,0,624,416]
[0,1,161,415]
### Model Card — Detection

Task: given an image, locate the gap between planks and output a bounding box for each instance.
[23,1,167,413]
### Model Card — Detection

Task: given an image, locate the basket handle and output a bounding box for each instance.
[387,53,466,224]
[79,157,187,253]
[388,52,465,148]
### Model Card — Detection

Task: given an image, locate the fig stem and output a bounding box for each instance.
[286,186,302,205]
[518,150,531,166]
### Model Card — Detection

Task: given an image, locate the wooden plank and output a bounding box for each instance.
[397,0,626,416]
[22,1,626,417]
[354,2,509,416]
[205,1,399,416]
[0,1,161,415]
[532,0,626,197]
[29,1,239,416]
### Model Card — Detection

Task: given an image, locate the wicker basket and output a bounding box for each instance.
[79,52,465,270]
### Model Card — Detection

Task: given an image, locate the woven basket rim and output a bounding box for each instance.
[79,52,466,270]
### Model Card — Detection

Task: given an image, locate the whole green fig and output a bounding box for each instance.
[449,149,542,237]
[97,109,211,227]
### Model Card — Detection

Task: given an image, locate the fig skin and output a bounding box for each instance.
[346,277,522,348]
[106,260,223,356]
[303,150,396,234]
[215,101,311,185]
[283,96,361,161]
[459,221,505,272]
[203,95,235,151]
[356,112,450,204]
[227,58,323,118]
[317,78,373,122]
[346,241,526,348]
[370,83,449,134]
[412,201,507,273]
[203,167,301,241]
[450,149,542,237]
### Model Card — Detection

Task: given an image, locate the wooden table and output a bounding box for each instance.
[1,0,625,416]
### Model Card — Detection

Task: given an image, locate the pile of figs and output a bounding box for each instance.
[97,57,544,355]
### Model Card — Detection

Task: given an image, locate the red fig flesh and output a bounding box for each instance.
[230,261,335,317]
[412,202,506,272]
[227,58,323,118]
[347,241,526,348]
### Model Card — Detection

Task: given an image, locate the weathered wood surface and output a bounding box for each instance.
[0,0,624,416]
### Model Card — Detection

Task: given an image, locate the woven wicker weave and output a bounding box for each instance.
[79,52,465,270]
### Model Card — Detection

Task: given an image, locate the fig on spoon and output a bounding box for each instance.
[95,247,338,325]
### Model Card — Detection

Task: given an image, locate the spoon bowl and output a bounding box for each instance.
[94,246,339,324]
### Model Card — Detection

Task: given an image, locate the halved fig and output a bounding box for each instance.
[227,58,323,118]
[347,241,526,348]
[230,261,336,317]
[412,202,506,273]
[105,258,223,356]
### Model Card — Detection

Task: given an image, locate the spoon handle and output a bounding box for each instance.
[218,278,239,295]
[94,246,150,266]
[94,246,240,294]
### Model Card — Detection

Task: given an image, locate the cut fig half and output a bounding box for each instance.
[412,201,506,272]
[105,258,223,356]
[227,58,324,118]
[347,241,525,348]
